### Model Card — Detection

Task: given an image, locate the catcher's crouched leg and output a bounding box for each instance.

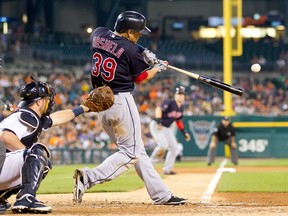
[12,143,52,214]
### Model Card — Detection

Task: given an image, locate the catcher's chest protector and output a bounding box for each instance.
[18,108,52,148]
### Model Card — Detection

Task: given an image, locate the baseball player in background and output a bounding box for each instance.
[0,78,89,214]
[207,116,238,165]
[73,11,187,205]
[150,86,191,175]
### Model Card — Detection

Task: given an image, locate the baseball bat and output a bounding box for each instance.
[167,65,244,96]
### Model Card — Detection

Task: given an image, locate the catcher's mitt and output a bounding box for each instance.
[81,85,114,112]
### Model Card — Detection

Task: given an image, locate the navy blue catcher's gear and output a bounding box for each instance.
[17,143,51,198]
[18,80,55,114]
[114,11,151,35]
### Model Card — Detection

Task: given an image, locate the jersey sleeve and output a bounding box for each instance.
[128,45,151,78]
[0,113,31,140]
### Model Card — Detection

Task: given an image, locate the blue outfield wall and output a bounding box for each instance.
[177,115,288,158]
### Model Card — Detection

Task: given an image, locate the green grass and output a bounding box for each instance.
[208,158,288,167]
[230,158,288,167]
[38,164,145,194]
[38,159,288,194]
[218,172,288,192]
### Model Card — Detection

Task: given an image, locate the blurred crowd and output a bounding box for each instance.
[0,69,288,155]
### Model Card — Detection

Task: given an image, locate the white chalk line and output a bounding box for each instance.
[200,158,237,204]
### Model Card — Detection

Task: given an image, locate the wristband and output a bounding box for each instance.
[72,106,84,117]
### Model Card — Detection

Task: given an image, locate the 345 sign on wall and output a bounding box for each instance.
[238,139,269,153]
[236,135,271,157]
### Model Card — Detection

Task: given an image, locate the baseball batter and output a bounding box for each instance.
[73,11,186,205]
[0,79,89,214]
[150,86,191,175]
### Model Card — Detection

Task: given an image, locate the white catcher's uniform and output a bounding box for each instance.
[0,113,29,190]
[78,93,172,204]
[0,108,51,191]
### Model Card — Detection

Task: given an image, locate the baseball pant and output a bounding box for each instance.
[78,93,172,204]
[149,120,179,173]
[0,149,25,190]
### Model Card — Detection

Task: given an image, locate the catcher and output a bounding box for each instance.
[0,77,113,214]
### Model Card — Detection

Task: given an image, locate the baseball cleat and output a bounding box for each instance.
[73,169,85,204]
[12,194,52,214]
[164,196,187,205]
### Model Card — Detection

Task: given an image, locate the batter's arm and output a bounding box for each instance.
[0,131,26,151]
[134,67,159,85]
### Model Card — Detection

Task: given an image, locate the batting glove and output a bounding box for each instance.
[154,60,168,72]
[142,49,158,66]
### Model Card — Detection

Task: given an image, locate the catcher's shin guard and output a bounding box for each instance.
[16,143,50,199]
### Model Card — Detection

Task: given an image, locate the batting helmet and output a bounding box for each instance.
[114,11,151,35]
[18,81,55,113]
[175,86,186,95]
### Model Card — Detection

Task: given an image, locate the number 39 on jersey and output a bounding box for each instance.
[91,52,117,82]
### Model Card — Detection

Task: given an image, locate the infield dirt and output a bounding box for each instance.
[7,166,288,215]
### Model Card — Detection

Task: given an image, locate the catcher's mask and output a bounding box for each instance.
[18,78,56,115]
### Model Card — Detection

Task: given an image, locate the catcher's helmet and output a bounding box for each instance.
[18,81,55,112]
[175,86,186,95]
[114,11,151,35]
